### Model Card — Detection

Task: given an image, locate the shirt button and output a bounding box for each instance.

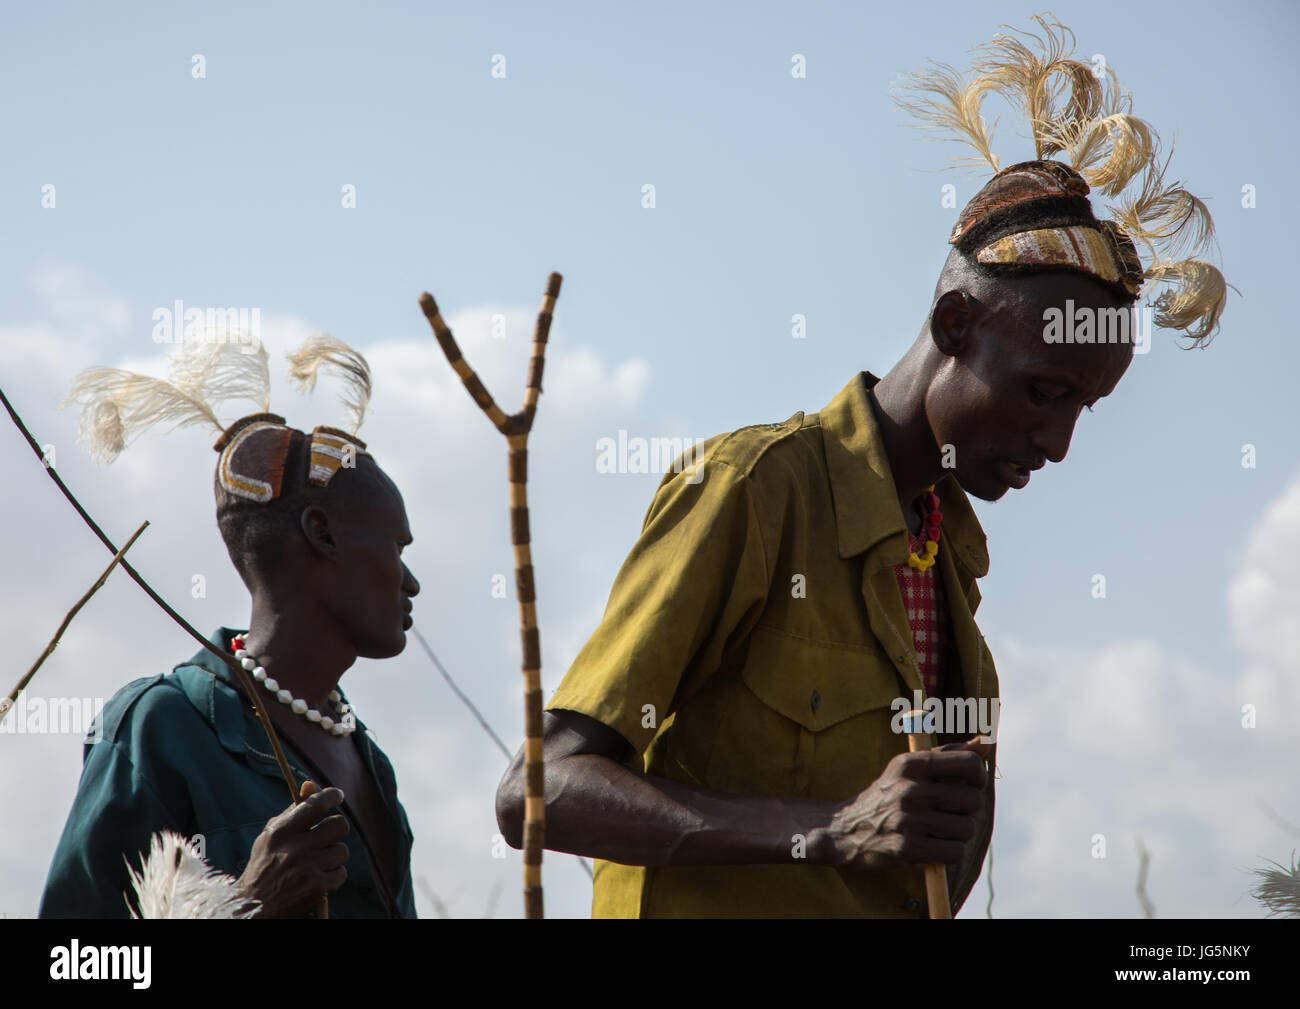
[810,690,821,711]
[904,897,923,913]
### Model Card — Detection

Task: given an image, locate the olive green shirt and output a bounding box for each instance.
[547,371,999,918]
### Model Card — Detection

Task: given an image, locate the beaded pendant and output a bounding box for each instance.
[906,484,942,572]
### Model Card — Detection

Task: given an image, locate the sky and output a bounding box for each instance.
[1,0,1297,919]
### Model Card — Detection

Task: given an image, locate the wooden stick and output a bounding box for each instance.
[1,521,149,727]
[903,709,952,919]
[419,272,561,919]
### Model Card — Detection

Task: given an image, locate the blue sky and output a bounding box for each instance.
[2,1,1297,918]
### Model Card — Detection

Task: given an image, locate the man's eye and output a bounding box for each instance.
[1029,383,1064,405]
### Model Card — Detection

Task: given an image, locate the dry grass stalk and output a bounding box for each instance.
[2,521,148,727]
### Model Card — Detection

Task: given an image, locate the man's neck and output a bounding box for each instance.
[239,598,356,713]
[868,356,943,521]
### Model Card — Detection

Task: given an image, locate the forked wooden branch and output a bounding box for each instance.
[418,272,561,919]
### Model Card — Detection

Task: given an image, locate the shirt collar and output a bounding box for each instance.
[819,371,990,578]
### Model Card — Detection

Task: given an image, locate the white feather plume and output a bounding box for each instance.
[285,334,372,435]
[125,831,259,919]
[61,337,271,463]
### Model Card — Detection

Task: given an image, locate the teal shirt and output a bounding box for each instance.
[39,627,417,918]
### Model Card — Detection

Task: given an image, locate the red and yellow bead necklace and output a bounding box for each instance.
[906,484,942,572]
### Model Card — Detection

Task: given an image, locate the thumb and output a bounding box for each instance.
[299,779,320,802]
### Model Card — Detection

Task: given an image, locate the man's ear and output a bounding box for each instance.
[299,504,338,559]
[930,289,980,357]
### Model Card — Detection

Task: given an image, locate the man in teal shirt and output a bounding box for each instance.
[47,338,423,918]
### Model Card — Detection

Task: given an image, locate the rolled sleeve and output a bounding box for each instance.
[547,459,770,756]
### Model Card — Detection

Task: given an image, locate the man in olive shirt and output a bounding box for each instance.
[496,153,1223,916]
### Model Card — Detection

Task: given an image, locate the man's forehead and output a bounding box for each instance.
[1016,337,1133,395]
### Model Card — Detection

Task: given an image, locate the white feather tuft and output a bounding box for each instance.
[125,831,259,919]
[61,337,271,463]
[166,337,271,415]
[285,334,372,435]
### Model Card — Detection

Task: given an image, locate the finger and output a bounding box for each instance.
[315,841,351,871]
[319,865,348,892]
[899,781,984,815]
[280,786,346,832]
[905,750,987,789]
[307,813,351,845]
[898,810,978,842]
[936,737,995,760]
[299,779,320,801]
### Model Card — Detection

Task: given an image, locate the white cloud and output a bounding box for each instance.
[983,477,1300,917]
[1230,473,1300,722]
[26,263,131,343]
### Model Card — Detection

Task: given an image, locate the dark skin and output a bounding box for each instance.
[496,263,1134,876]
[234,459,421,917]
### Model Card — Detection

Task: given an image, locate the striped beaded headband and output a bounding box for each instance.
[947,159,1145,300]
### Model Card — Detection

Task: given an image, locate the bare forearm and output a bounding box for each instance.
[537,752,839,867]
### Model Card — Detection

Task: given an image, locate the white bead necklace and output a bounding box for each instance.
[231,636,356,737]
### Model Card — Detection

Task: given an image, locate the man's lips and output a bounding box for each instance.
[1000,460,1034,489]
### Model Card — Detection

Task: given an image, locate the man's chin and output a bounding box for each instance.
[952,468,1010,503]
[358,633,409,661]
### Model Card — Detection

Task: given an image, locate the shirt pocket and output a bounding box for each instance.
[703,625,907,799]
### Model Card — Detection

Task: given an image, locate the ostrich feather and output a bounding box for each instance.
[1141,258,1233,346]
[167,337,271,416]
[61,367,222,464]
[893,13,1233,344]
[1107,148,1216,265]
[126,831,259,919]
[285,334,372,435]
[893,61,1002,175]
[972,14,1100,161]
[61,339,271,464]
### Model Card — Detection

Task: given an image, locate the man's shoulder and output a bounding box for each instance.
[94,667,208,748]
[695,410,826,481]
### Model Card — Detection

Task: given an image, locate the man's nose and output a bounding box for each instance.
[403,565,420,597]
[1035,414,1078,465]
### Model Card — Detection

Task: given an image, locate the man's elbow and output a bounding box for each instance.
[495,764,526,849]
